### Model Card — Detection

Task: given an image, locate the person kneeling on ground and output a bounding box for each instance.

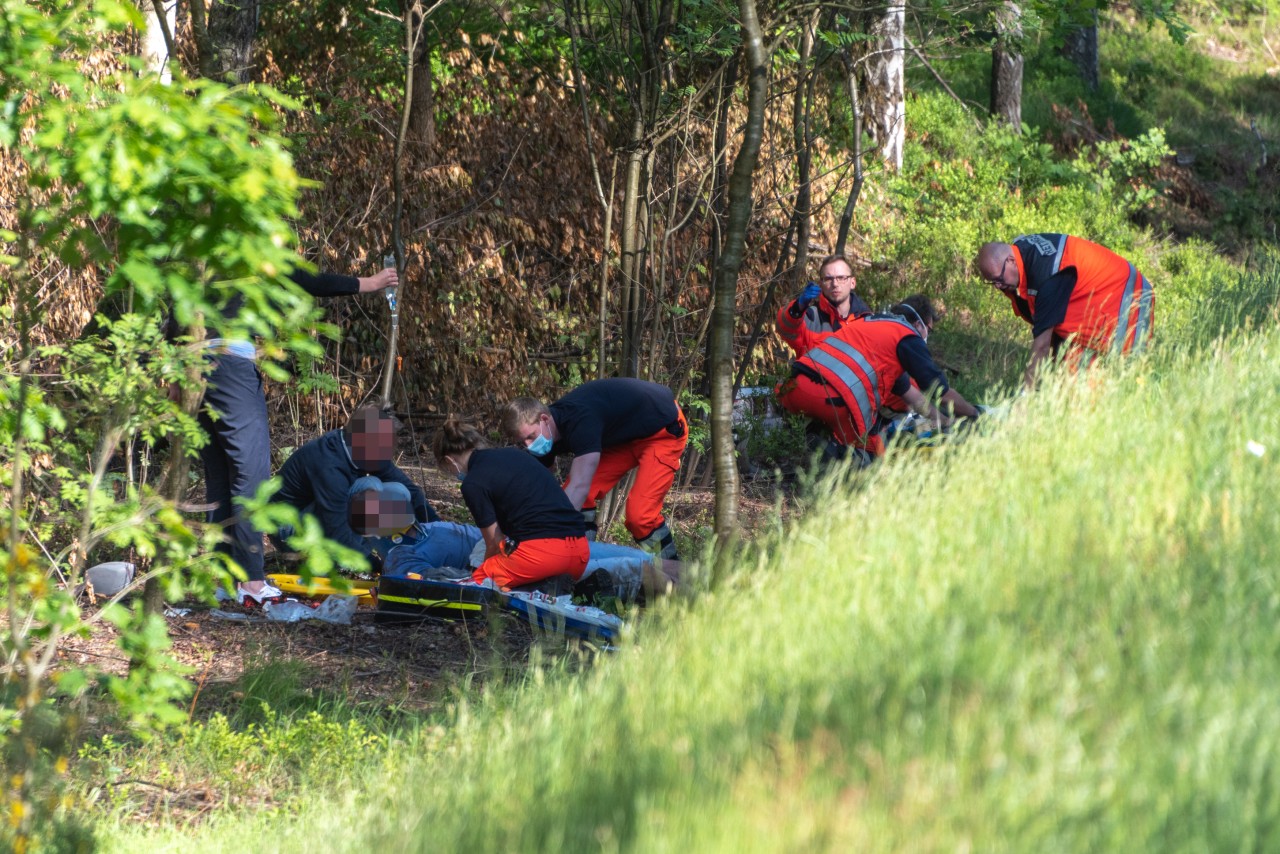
[347,478,482,579]
[776,294,981,466]
[500,377,687,560]
[432,416,679,597]
[272,405,438,571]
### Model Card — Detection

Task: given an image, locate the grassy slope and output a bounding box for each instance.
[103,9,1280,852]
[117,328,1280,852]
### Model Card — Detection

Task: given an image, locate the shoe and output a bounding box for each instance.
[216,582,291,608]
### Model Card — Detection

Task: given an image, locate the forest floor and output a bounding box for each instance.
[62,460,791,727]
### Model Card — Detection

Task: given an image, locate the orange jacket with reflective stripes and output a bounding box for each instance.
[775,293,872,355]
[793,315,918,445]
[1009,233,1154,356]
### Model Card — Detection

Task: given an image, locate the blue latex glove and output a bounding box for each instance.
[797,282,822,310]
[789,282,823,318]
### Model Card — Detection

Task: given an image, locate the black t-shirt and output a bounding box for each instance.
[461,448,585,543]
[894,335,948,395]
[547,378,679,458]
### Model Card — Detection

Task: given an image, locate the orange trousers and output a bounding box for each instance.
[567,406,687,541]
[776,374,883,455]
[473,536,589,591]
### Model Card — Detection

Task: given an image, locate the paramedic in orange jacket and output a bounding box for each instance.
[501,378,687,561]
[976,234,1154,387]
[776,296,980,465]
[776,253,872,355]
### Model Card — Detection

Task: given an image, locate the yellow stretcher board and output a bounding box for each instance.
[267,573,376,603]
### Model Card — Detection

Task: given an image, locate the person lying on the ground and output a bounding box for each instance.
[433,416,679,596]
[500,377,686,560]
[347,478,481,579]
[775,294,981,466]
[272,406,437,571]
[775,253,873,356]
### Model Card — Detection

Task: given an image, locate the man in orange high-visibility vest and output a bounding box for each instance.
[775,253,873,356]
[976,234,1154,387]
[776,296,980,466]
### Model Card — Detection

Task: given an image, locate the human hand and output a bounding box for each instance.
[798,282,822,310]
[358,267,399,293]
[789,282,823,318]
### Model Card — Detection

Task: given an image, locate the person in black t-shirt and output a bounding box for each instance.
[499,378,686,561]
[204,264,397,606]
[432,417,590,590]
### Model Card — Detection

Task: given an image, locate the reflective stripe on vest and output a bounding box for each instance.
[1135,284,1154,345]
[807,341,879,434]
[1112,263,1153,353]
[804,304,838,334]
[1050,234,1068,276]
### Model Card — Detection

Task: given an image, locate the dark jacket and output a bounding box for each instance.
[275,429,437,560]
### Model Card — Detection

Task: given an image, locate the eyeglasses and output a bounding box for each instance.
[820,274,853,284]
[982,256,1013,286]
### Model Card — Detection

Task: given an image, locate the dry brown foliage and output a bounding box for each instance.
[10,15,876,437]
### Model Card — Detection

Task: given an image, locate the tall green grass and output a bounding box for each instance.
[108,302,1280,850]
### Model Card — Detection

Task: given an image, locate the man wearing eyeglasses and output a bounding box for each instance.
[976,234,1154,387]
[776,253,873,356]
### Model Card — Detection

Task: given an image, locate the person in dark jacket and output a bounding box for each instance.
[205,265,397,605]
[272,406,438,571]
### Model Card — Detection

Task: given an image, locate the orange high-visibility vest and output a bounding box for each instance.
[1011,233,1154,355]
[793,316,918,442]
[776,293,873,356]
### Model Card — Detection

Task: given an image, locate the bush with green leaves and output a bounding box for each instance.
[0,1,368,848]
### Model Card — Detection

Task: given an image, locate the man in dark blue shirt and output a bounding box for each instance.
[272,406,437,571]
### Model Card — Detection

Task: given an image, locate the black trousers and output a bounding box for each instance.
[199,355,271,582]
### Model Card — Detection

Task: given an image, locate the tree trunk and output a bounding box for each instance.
[1061,10,1099,93]
[186,0,218,78]
[618,131,647,378]
[207,0,260,82]
[989,1,1024,130]
[710,0,767,544]
[142,0,176,83]
[790,11,817,289]
[863,3,905,173]
[835,44,866,256]
[702,57,737,396]
[408,5,435,148]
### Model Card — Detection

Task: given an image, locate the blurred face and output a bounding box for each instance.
[980,253,1019,295]
[349,490,414,537]
[349,410,395,471]
[818,259,856,308]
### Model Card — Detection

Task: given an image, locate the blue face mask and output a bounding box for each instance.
[528,432,553,458]
[455,470,466,482]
